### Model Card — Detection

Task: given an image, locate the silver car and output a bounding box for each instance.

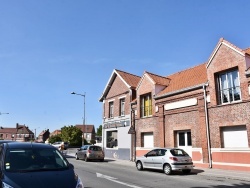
[135,148,194,175]
[75,145,104,162]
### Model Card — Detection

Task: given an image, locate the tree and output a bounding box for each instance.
[61,125,82,146]
[49,134,62,144]
[96,125,102,136]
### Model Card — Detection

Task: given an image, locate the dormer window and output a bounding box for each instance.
[140,93,152,117]
[217,69,241,104]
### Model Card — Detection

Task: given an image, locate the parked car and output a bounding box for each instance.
[0,140,15,144]
[135,148,194,175]
[75,145,104,162]
[52,141,69,150]
[0,142,84,188]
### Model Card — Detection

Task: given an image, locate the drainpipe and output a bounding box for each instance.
[203,84,212,168]
[130,103,136,162]
[102,99,106,152]
[162,105,166,148]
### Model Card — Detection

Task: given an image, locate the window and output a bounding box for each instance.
[221,125,248,148]
[140,93,152,117]
[178,131,192,146]
[106,130,118,148]
[109,101,114,118]
[119,98,125,116]
[217,69,241,104]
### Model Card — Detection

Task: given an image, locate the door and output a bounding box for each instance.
[177,131,192,157]
[143,149,157,168]
[153,149,166,169]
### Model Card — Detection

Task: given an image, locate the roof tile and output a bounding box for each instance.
[116,69,141,88]
[157,63,207,96]
[145,71,170,86]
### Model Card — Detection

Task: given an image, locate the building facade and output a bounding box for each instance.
[133,38,250,171]
[101,38,250,171]
[99,69,140,160]
[75,124,96,143]
[0,123,34,142]
[37,129,50,143]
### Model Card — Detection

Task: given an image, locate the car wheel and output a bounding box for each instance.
[84,155,88,162]
[75,154,79,160]
[163,164,172,175]
[136,161,143,171]
[182,169,191,174]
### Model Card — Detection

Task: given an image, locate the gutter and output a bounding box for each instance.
[154,83,206,99]
[203,83,212,168]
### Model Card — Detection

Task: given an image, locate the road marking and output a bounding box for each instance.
[96,173,142,188]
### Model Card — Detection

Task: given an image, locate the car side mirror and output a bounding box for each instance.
[69,163,74,169]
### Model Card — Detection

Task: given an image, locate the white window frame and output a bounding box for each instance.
[120,98,125,116]
[217,69,241,104]
[109,101,114,118]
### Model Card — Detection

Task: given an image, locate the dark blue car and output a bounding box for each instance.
[0,142,84,188]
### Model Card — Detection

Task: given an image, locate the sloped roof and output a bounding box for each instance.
[0,127,16,134]
[245,48,250,55]
[39,129,50,136]
[156,63,207,97]
[75,124,96,134]
[145,71,170,86]
[16,125,33,134]
[50,130,61,136]
[116,70,141,88]
[99,69,140,102]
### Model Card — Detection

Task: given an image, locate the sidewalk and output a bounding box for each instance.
[65,151,250,182]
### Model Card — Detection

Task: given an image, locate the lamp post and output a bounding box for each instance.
[34,127,40,141]
[71,92,86,145]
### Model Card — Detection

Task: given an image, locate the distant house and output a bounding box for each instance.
[37,129,50,143]
[75,124,96,143]
[0,123,34,142]
[50,129,61,137]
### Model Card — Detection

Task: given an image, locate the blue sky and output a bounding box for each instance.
[1,0,250,134]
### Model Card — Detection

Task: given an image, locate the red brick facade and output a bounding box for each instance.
[101,38,250,170]
[133,38,250,171]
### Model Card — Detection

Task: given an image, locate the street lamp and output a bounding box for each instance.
[34,127,40,141]
[0,112,9,115]
[71,92,86,145]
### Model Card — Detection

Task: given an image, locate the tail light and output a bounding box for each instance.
[87,149,92,154]
[169,157,178,161]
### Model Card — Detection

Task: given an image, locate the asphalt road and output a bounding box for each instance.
[66,156,250,188]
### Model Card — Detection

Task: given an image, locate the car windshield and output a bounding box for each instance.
[170,149,189,157]
[4,148,69,172]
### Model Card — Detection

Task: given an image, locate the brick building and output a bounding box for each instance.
[75,124,96,143]
[133,38,250,171]
[0,123,34,142]
[99,69,140,160]
[100,38,250,171]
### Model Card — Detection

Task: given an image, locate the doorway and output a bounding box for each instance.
[177,131,192,157]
